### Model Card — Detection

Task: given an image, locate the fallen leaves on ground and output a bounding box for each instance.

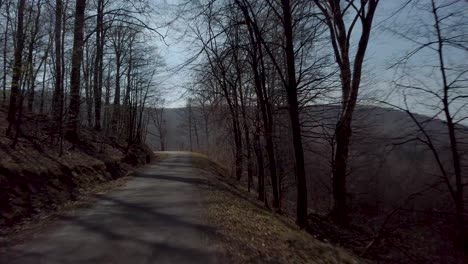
[202,175,366,264]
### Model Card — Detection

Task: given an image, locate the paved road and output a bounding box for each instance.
[0,152,223,264]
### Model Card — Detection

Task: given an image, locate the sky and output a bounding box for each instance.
[153,0,468,123]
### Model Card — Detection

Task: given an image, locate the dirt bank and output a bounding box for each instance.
[0,107,153,228]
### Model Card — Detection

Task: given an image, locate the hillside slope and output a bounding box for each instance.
[0,105,153,228]
[147,105,468,212]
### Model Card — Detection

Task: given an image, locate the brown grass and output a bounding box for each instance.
[194,155,366,264]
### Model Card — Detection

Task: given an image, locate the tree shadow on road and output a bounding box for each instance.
[0,190,225,264]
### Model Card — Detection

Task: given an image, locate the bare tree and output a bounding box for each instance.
[150,104,167,151]
[52,0,64,124]
[385,0,467,253]
[93,0,105,130]
[66,0,86,143]
[314,0,380,225]
[279,0,308,228]
[6,0,26,138]
[1,0,11,104]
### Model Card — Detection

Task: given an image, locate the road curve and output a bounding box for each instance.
[0,152,224,264]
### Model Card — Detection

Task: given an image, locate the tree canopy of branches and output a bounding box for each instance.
[0,0,165,149]
[186,0,335,228]
[183,2,467,260]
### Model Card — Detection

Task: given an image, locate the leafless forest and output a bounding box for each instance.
[1,0,164,148]
[0,0,467,263]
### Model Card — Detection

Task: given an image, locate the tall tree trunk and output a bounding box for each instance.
[253,108,265,203]
[194,117,200,150]
[2,0,10,105]
[136,85,148,143]
[313,0,378,226]
[431,0,466,251]
[37,31,52,115]
[93,0,104,130]
[260,44,280,210]
[52,0,63,123]
[233,118,243,180]
[158,109,166,151]
[104,66,111,132]
[39,58,47,114]
[331,119,351,223]
[66,0,86,143]
[233,62,246,182]
[112,50,121,130]
[6,0,26,137]
[83,44,93,126]
[281,0,308,228]
[203,109,209,150]
[60,2,66,107]
[123,47,133,140]
[26,0,42,113]
[240,92,253,191]
[26,43,34,112]
[240,6,280,209]
[188,104,193,151]
[231,89,243,181]
[220,79,243,181]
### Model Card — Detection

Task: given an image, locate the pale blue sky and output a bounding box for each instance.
[154,0,467,123]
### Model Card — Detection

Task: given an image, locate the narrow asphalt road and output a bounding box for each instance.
[0,152,224,264]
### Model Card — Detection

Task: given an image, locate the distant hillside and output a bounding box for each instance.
[145,104,468,215]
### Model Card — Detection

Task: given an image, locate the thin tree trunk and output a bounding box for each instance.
[124,48,133,141]
[229,80,243,181]
[240,97,253,191]
[158,109,166,151]
[37,28,52,115]
[431,0,466,251]
[40,58,47,114]
[26,44,34,112]
[281,0,308,228]
[2,0,10,105]
[6,0,26,137]
[52,0,63,123]
[260,45,280,210]
[112,50,121,130]
[241,10,281,209]
[26,0,42,112]
[83,43,93,126]
[253,108,266,205]
[104,65,111,132]
[93,0,104,130]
